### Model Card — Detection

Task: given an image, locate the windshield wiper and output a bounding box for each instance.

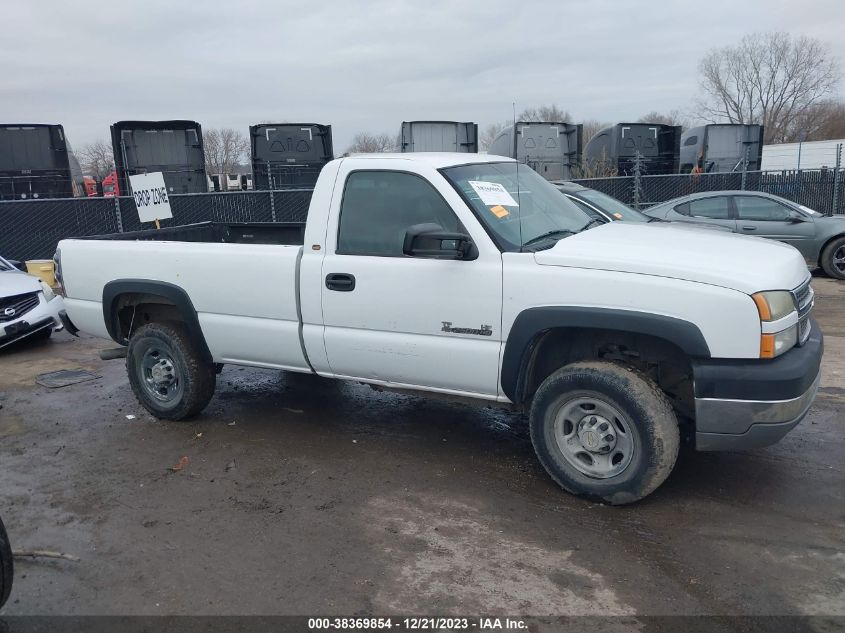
[522,229,577,249]
[578,218,604,231]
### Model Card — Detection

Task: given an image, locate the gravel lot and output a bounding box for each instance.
[0,275,843,618]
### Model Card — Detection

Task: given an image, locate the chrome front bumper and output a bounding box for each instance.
[695,370,821,451]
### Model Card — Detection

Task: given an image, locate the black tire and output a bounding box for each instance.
[529,360,679,505]
[0,515,12,610]
[820,236,845,280]
[126,321,216,421]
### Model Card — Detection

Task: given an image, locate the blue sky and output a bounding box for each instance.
[3,0,844,151]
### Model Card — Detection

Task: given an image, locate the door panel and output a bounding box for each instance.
[321,254,502,395]
[734,196,816,258]
[320,164,503,397]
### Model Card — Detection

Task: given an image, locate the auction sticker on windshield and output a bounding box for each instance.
[469,181,518,207]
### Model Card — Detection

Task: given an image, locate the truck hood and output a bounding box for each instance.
[533,222,809,294]
[0,270,41,297]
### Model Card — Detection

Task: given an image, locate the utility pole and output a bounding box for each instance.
[632,150,643,209]
[833,143,843,217]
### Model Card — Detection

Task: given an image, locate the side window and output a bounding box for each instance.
[734,196,791,221]
[674,202,690,216]
[683,135,698,146]
[688,197,730,219]
[337,171,463,257]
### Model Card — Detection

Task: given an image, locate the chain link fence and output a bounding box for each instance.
[0,189,313,261]
[572,168,845,215]
[2,167,843,262]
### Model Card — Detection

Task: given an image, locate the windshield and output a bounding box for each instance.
[578,189,649,222]
[441,162,593,251]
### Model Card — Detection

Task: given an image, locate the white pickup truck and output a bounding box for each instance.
[55,153,823,504]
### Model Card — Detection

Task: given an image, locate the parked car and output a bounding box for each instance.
[0,254,65,349]
[553,182,653,223]
[0,515,11,609]
[57,154,821,504]
[642,191,845,279]
[553,183,731,234]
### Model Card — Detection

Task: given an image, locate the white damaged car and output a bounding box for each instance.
[0,255,65,350]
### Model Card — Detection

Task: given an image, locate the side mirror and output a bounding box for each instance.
[788,210,808,223]
[403,223,478,261]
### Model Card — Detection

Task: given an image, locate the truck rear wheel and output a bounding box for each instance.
[126,322,216,421]
[529,361,679,505]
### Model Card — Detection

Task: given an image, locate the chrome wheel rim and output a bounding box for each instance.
[553,395,635,479]
[833,246,845,273]
[140,345,183,405]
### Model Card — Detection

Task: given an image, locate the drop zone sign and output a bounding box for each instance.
[129,172,173,223]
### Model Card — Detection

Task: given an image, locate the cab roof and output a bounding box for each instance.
[340,152,514,169]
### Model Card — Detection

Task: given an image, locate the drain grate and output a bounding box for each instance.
[36,369,101,389]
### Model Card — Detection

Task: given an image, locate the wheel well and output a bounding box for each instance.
[105,286,212,363]
[113,292,186,343]
[521,327,695,420]
[818,233,845,268]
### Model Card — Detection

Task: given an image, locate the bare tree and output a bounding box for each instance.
[518,104,572,122]
[580,119,612,144]
[345,132,396,154]
[204,128,250,175]
[696,32,840,143]
[78,140,114,179]
[787,100,845,142]
[572,156,619,179]
[636,110,690,130]
[480,121,509,151]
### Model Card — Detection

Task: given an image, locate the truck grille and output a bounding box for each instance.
[0,291,40,322]
[792,278,814,345]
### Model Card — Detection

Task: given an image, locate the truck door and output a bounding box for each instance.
[319,162,503,398]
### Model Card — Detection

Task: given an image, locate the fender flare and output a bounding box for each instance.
[501,306,711,404]
[102,279,212,362]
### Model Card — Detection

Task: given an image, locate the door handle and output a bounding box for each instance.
[325,273,356,292]
[742,226,757,231]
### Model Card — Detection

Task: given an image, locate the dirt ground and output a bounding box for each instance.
[0,275,843,619]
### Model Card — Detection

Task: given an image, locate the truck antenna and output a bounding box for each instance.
[513,102,523,250]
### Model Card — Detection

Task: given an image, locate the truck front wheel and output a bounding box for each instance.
[126,322,216,421]
[529,361,679,505]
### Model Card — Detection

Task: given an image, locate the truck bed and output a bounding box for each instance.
[85,221,306,246]
[59,222,309,372]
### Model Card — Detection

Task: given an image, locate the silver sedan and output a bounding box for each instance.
[642,191,845,279]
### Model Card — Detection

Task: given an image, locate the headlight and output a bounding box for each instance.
[752,291,796,322]
[752,291,798,358]
[760,324,798,358]
[39,281,56,302]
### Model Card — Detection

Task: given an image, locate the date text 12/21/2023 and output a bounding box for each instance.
[307,616,529,630]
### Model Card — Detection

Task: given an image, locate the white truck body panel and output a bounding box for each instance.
[60,240,309,371]
[316,156,502,397]
[59,152,812,400]
[533,221,809,295]
[503,254,763,360]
